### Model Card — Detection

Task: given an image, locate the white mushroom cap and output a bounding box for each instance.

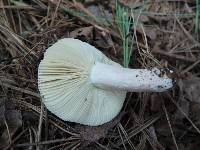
[38,38,126,126]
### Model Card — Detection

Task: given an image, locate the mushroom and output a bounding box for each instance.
[38,38,173,126]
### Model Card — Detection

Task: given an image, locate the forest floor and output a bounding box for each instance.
[0,0,200,150]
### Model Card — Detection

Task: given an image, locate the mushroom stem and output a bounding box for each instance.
[90,62,173,92]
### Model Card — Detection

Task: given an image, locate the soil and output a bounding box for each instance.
[0,0,200,149]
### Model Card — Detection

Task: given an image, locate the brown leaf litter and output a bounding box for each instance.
[0,0,200,149]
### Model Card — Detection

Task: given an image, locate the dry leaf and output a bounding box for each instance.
[150,94,162,112]
[136,26,157,41]
[179,77,200,103]
[0,100,22,149]
[75,112,125,146]
[70,26,93,38]
[190,102,200,121]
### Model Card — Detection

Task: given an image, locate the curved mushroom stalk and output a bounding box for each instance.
[90,62,173,92]
[38,38,174,126]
